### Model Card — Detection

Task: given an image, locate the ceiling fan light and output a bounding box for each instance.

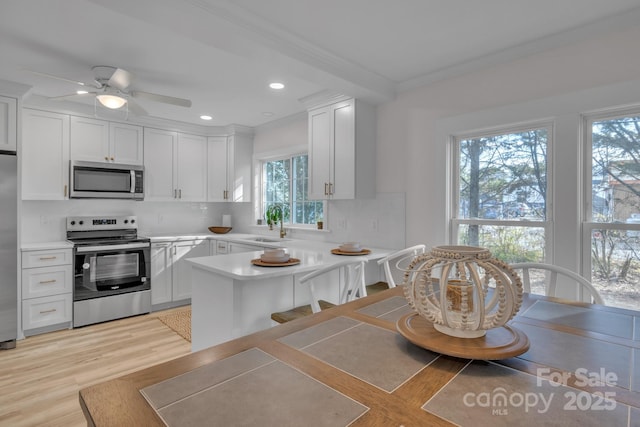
[97,94,127,109]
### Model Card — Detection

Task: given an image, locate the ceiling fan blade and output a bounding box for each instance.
[108,68,134,90]
[131,90,192,108]
[25,69,97,88]
[125,98,147,116]
[48,92,97,101]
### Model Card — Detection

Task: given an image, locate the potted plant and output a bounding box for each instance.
[265,203,288,231]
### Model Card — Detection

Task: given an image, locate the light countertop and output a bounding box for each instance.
[21,241,74,251]
[187,241,391,280]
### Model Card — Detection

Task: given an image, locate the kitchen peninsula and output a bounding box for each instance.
[186,240,392,351]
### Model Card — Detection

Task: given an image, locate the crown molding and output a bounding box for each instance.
[22,94,254,137]
[397,5,640,93]
[0,79,32,98]
[298,91,353,110]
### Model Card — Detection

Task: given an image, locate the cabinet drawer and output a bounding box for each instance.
[22,265,73,299]
[22,248,72,268]
[22,294,72,330]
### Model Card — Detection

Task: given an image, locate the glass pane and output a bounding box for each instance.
[92,253,139,281]
[590,228,640,309]
[457,224,546,264]
[291,155,321,225]
[263,159,290,219]
[591,115,640,223]
[459,129,547,221]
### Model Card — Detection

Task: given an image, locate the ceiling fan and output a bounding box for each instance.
[29,65,192,115]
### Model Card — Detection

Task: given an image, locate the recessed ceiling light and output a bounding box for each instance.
[200,115,213,120]
[262,112,274,117]
[269,82,285,90]
[77,90,88,95]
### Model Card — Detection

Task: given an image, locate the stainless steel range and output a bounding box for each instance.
[67,215,150,327]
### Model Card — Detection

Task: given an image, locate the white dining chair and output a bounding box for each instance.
[510,262,604,305]
[271,258,368,324]
[367,244,427,295]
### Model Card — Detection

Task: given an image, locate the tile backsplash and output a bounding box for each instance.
[21,192,406,250]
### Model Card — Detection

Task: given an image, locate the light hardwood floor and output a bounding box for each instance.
[0,306,191,427]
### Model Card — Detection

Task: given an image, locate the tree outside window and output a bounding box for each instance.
[454,126,549,264]
[586,113,640,308]
[262,155,324,225]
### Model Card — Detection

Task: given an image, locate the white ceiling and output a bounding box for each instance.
[1,0,640,128]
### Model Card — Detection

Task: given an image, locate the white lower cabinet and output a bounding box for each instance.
[22,294,72,331]
[151,239,210,310]
[21,247,73,335]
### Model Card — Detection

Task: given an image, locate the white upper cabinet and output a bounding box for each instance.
[70,116,143,165]
[308,98,375,200]
[109,122,144,164]
[22,109,70,200]
[0,95,17,152]
[176,133,208,201]
[207,133,253,202]
[207,136,228,202]
[144,128,207,202]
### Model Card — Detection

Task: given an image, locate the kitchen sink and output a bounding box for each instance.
[243,236,291,243]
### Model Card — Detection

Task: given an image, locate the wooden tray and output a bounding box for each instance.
[251,258,300,267]
[331,249,371,256]
[396,313,529,360]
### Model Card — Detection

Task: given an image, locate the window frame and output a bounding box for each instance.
[257,150,327,229]
[581,106,640,282]
[449,120,554,262]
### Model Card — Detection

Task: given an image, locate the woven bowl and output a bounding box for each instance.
[208,226,232,234]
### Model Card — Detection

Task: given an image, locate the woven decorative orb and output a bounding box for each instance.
[403,245,523,338]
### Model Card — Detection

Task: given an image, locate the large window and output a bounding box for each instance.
[584,110,640,309]
[262,154,324,225]
[452,124,551,264]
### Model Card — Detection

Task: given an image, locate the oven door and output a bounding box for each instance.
[73,242,150,301]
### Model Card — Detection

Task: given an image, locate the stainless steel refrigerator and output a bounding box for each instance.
[0,152,17,349]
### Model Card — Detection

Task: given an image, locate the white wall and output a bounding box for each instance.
[376,24,640,266]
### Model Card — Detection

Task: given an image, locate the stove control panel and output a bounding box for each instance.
[67,215,138,231]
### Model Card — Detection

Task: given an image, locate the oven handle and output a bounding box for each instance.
[130,170,136,193]
[76,242,150,253]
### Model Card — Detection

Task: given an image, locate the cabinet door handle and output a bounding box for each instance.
[324,183,328,196]
[110,157,114,161]
[64,185,68,197]
[104,156,109,161]
[39,279,57,284]
[39,256,57,260]
[174,189,177,199]
[39,308,57,314]
[179,189,182,199]
[329,183,333,195]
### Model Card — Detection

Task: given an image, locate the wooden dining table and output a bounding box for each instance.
[79,286,640,426]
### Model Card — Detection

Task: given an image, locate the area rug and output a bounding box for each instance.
[158,309,191,342]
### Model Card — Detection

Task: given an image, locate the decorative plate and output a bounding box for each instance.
[331,249,371,256]
[251,258,300,267]
[396,313,530,360]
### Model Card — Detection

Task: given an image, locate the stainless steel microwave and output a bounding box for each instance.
[70,160,144,200]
